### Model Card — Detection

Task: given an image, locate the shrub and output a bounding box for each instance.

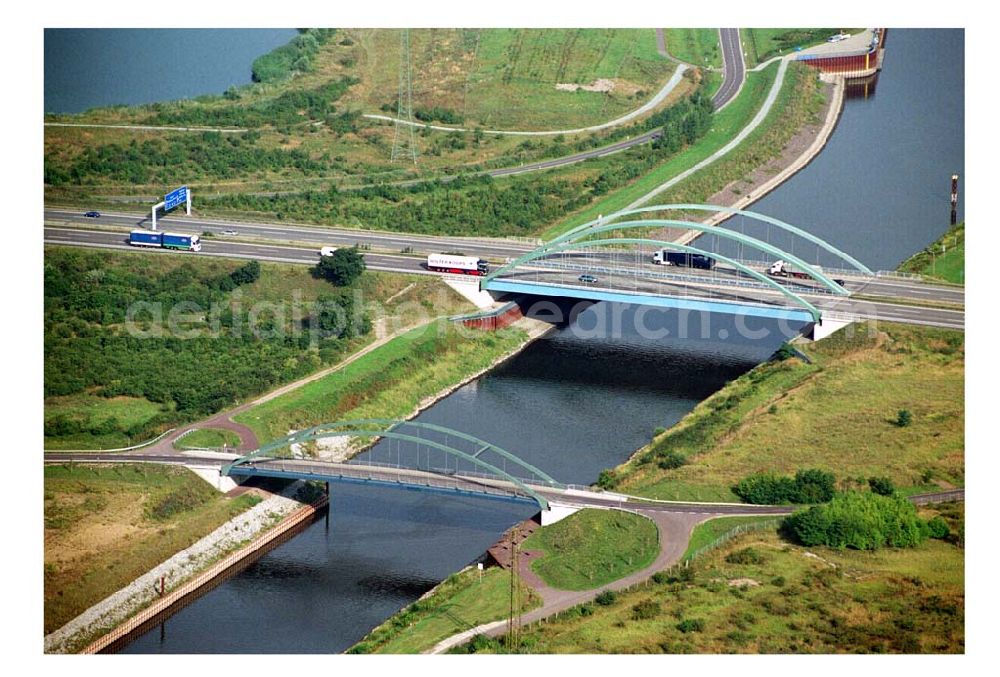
[725,547,767,565]
[896,409,913,427]
[657,451,687,470]
[596,470,618,490]
[925,516,950,539]
[773,342,797,361]
[595,590,617,606]
[868,476,896,496]
[676,618,705,633]
[733,468,835,504]
[783,491,928,550]
[632,600,661,620]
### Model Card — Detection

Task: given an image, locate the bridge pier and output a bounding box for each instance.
[801,315,853,342]
[538,502,581,526]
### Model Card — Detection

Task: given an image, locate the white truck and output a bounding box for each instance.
[426,253,489,276]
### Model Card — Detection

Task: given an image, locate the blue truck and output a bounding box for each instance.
[129,230,201,252]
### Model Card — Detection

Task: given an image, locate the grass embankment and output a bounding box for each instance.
[681,516,779,560]
[463,511,964,653]
[609,322,964,502]
[744,28,844,66]
[540,61,782,239]
[351,567,540,654]
[522,510,660,591]
[44,464,263,634]
[234,320,530,443]
[898,221,965,284]
[43,245,469,450]
[661,29,722,68]
[173,428,242,450]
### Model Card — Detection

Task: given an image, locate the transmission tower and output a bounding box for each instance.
[506,524,522,652]
[391,28,418,164]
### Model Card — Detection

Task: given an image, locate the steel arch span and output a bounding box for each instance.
[486,237,822,321]
[223,419,557,510]
[555,204,874,276]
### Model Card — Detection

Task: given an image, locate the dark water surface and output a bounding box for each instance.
[44,29,297,113]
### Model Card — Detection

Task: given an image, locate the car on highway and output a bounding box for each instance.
[319,246,338,257]
[221,229,238,236]
[578,274,598,284]
[84,211,101,218]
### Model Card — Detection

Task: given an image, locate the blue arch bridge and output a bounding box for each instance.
[477,204,876,328]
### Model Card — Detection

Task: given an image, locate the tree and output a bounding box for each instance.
[895,409,913,427]
[314,247,365,286]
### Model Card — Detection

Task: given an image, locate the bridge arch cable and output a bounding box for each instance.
[486,218,851,297]
[552,204,875,276]
[486,237,823,321]
[224,419,558,509]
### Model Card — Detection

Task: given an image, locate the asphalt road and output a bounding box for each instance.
[45,226,964,329]
[42,452,964,515]
[45,209,536,259]
[712,28,746,110]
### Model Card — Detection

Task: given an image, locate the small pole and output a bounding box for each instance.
[951,174,959,226]
[186,187,192,216]
[158,575,166,597]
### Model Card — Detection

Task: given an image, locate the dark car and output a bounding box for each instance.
[578,274,598,284]
[84,211,101,218]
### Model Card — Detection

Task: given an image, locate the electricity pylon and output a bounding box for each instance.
[390,28,418,164]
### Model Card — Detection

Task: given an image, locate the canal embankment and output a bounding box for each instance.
[45,481,318,654]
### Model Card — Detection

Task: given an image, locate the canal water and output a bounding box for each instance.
[705,28,964,273]
[44,29,297,114]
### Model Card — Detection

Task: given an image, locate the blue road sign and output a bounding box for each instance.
[164,186,188,211]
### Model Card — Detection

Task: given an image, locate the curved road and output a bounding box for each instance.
[712,28,745,110]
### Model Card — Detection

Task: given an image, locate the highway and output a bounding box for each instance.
[45,224,964,329]
[45,208,537,259]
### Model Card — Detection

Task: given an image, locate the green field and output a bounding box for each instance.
[173,427,242,450]
[661,29,722,68]
[44,464,263,636]
[610,323,964,502]
[461,518,964,653]
[540,61,780,239]
[350,566,539,654]
[899,221,965,284]
[234,320,530,443]
[43,394,167,450]
[351,28,677,131]
[521,510,660,590]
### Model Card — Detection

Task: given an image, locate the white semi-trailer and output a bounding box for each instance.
[426,253,489,276]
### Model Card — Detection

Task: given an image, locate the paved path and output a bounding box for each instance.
[426,487,964,653]
[622,57,789,213]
